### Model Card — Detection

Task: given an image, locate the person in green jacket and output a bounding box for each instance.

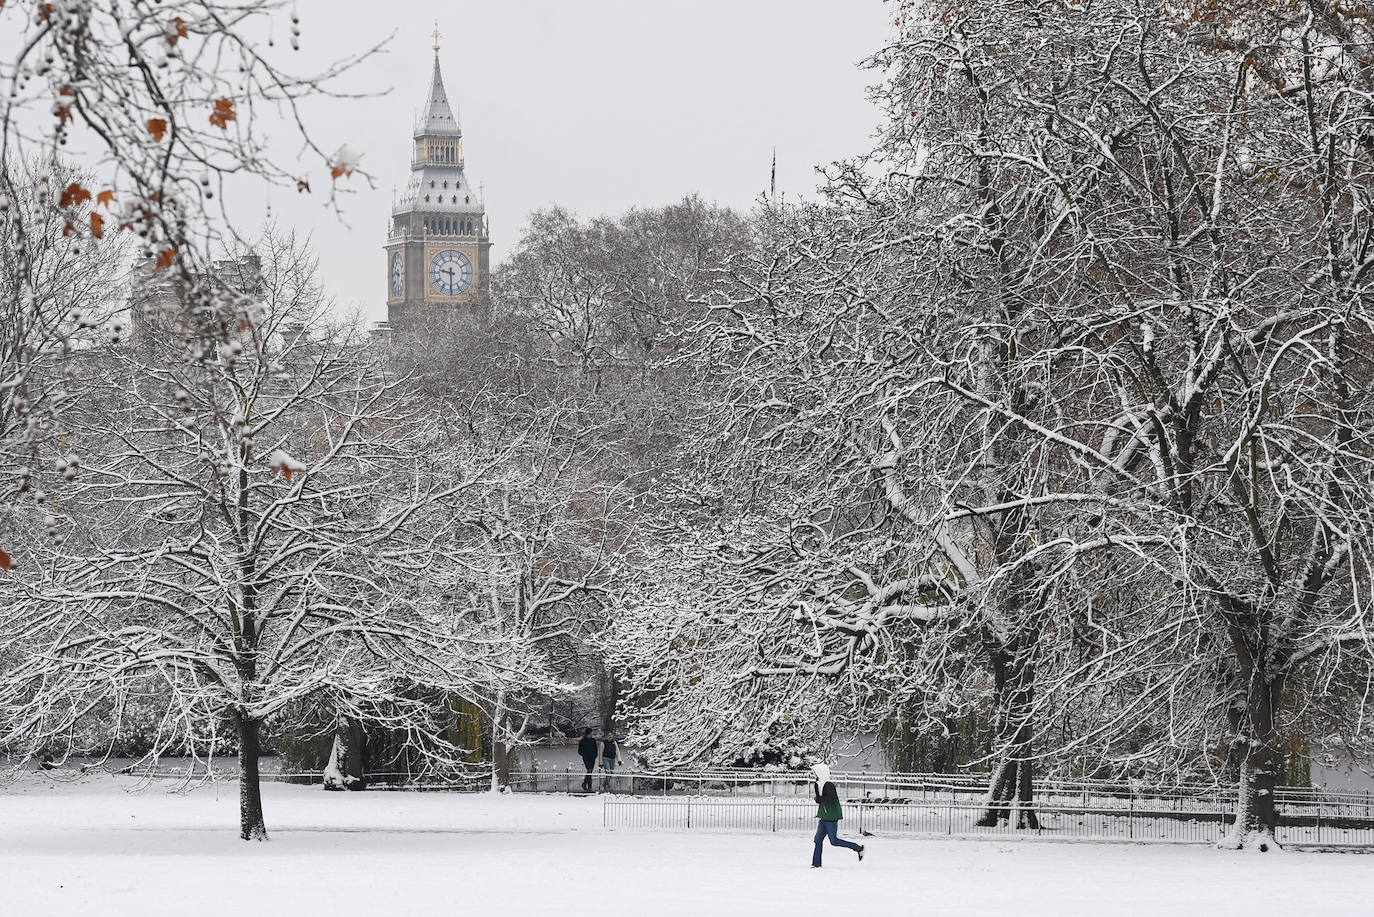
[810,762,865,868]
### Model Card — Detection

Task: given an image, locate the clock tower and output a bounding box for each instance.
[385,28,491,327]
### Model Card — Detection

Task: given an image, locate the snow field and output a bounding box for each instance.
[1,774,1369,916]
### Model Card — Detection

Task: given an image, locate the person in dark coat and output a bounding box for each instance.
[577,728,599,793]
[810,763,864,868]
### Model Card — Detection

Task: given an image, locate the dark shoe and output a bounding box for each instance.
[810,864,821,869]
[858,845,865,861]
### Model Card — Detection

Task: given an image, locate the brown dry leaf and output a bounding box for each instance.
[147,118,168,142]
[209,98,236,129]
[90,211,104,239]
[268,451,306,483]
[0,548,12,571]
[59,182,92,208]
[167,17,189,45]
[154,247,176,271]
[97,189,116,208]
[296,179,311,194]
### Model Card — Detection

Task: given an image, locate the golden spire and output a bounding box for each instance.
[432,21,442,54]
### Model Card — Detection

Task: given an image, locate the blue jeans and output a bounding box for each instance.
[812,820,861,866]
[601,757,616,790]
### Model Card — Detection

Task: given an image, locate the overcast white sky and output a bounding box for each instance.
[245,0,890,323]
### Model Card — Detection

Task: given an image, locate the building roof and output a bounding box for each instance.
[392,46,486,221]
[416,54,460,137]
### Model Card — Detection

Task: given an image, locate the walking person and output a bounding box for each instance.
[577,728,599,793]
[601,730,621,792]
[810,763,864,868]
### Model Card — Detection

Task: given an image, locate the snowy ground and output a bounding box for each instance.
[2,773,1370,916]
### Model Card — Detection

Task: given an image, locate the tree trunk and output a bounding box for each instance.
[978,756,1016,826]
[491,691,510,792]
[976,753,1039,828]
[1223,671,1284,851]
[599,671,621,735]
[976,645,1039,829]
[492,738,510,791]
[1015,748,1038,829]
[322,716,367,791]
[237,715,268,841]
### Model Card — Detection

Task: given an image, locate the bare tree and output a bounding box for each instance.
[612,2,1374,855]
[606,189,1056,827]
[0,233,548,839]
[461,418,623,790]
[0,162,130,517]
[881,0,1374,849]
[0,1,379,566]
[495,196,750,388]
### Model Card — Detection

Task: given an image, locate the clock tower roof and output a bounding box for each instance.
[417,50,460,137]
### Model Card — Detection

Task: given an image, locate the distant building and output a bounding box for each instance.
[384,30,492,329]
[129,252,263,345]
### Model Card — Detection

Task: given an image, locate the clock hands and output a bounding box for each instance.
[431,253,469,293]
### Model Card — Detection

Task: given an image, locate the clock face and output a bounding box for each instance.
[429,249,473,295]
[390,252,404,296]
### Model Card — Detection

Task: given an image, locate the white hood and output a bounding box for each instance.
[810,763,832,789]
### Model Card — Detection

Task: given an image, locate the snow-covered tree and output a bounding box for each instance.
[495,196,750,387]
[0,163,130,522]
[0,233,547,839]
[613,1,1374,853]
[607,191,1055,827]
[0,0,377,565]
[876,0,1374,848]
[457,416,623,790]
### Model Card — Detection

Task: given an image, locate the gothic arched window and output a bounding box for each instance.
[424,195,430,203]
[465,196,470,204]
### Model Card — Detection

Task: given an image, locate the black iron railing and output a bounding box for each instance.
[601,799,1374,847]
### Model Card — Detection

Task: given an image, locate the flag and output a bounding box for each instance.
[770,147,776,199]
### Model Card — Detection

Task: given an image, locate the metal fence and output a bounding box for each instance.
[116,758,1374,844]
[506,767,1374,815]
[602,799,1374,847]
[117,757,1374,815]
